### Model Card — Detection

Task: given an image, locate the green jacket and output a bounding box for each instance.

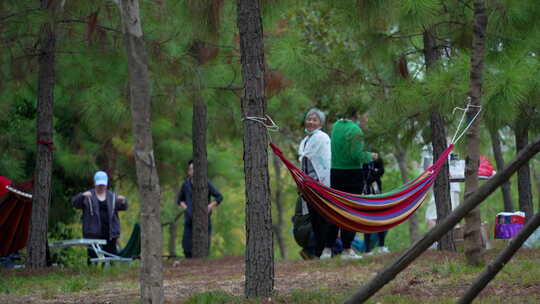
[331,119,372,169]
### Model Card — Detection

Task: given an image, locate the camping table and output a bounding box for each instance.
[48,239,132,264]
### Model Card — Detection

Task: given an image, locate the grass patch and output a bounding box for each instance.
[304,257,372,270]
[276,288,348,303]
[184,291,242,304]
[369,295,455,304]
[0,263,138,296]
[494,258,540,285]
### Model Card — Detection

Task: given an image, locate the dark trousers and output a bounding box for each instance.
[326,168,366,249]
[364,231,388,252]
[182,215,212,258]
[87,237,117,265]
[307,201,328,257]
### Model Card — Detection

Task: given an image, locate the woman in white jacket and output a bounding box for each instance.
[298,108,331,258]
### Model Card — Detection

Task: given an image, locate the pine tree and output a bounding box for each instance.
[185,0,225,258]
[463,0,487,266]
[236,0,274,297]
[489,128,514,212]
[28,0,58,269]
[116,0,163,302]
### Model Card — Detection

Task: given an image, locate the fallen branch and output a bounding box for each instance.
[344,136,540,303]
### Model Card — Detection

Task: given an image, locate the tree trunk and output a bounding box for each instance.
[464,0,487,266]
[168,220,177,257]
[430,113,456,251]
[28,0,56,269]
[489,128,514,212]
[457,210,540,304]
[533,162,540,211]
[272,153,287,259]
[236,0,274,297]
[192,93,210,258]
[423,30,456,251]
[117,1,163,302]
[424,29,455,252]
[515,113,533,221]
[393,145,419,243]
[343,136,540,304]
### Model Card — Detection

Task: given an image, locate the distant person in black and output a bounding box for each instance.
[176,160,223,258]
[362,156,390,254]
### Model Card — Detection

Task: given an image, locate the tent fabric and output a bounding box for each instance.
[270,143,454,233]
[0,179,33,256]
[478,155,495,177]
[118,223,141,258]
[0,176,12,196]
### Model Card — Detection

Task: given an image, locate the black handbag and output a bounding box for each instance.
[292,196,312,248]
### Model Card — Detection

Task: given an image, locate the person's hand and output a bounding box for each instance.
[371,152,379,160]
[83,191,92,197]
[208,201,218,212]
[118,195,126,202]
[180,202,188,209]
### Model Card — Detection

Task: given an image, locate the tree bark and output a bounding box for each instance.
[515,112,533,221]
[489,128,514,212]
[393,144,419,243]
[343,136,540,304]
[464,0,487,266]
[533,162,540,211]
[236,0,274,297]
[168,219,177,257]
[424,29,455,252]
[28,0,56,269]
[192,93,210,258]
[457,210,540,304]
[272,152,287,259]
[117,0,163,302]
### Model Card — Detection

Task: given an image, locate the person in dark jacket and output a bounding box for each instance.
[363,156,390,254]
[71,171,128,263]
[177,160,223,258]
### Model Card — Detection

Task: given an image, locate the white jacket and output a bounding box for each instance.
[298,129,331,186]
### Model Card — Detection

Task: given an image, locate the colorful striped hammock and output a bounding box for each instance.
[270,143,454,233]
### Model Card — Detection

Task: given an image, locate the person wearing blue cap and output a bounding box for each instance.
[71,171,128,264]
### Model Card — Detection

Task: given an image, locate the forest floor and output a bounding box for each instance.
[1,246,540,303]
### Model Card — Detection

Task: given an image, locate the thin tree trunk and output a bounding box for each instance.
[515,113,533,221]
[457,210,540,304]
[464,0,487,266]
[424,28,455,252]
[168,220,177,257]
[272,153,287,259]
[117,0,163,302]
[343,136,540,304]
[489,128,514,212]
[430,113,456,252]
[236,0,274,297]
[393,145,419,243]
[164,210,184,257]
[192,93,209,258]
[533,162,540,211]
[28,0,56,269]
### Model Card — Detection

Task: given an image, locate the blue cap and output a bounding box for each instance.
[94,171,108,186]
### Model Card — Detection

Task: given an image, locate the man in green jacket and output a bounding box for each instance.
[321,107,376,260]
